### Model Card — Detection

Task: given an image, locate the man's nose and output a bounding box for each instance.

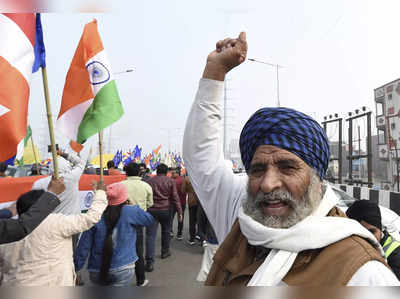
[259,167,283,193]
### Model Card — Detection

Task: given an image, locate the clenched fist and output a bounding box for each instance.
[91,180,107,192]
[47,176,66,196]
[203,32,247,81]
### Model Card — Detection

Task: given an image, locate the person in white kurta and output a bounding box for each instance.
[182,32,399,286]
[0,184,107,286]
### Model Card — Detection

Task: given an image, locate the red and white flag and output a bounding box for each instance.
[0,13,35,163]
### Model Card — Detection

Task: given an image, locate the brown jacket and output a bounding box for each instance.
[148,175,182,214]
[205,207,389,286]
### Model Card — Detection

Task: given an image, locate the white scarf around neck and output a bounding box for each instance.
[237,185,384,286]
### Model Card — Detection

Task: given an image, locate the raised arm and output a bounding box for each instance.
[58,150,85,178]
[182,32,248,242]
[54,182,107,238]
[0,177,64,244]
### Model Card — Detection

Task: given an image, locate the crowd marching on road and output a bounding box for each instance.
[0,32,400,287]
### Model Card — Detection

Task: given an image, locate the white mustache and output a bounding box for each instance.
[254,190,295,206]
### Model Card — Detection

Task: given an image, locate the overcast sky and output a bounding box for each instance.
[23,0,400,158]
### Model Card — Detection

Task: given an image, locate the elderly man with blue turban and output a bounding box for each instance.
[183,32,399,286]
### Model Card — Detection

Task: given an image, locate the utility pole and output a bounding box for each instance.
[222,79,237,160]
[346,107,372,188]
[322,114,342,184]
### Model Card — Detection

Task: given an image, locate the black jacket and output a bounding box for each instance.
[381,230,400,280]
[0,192,60,244]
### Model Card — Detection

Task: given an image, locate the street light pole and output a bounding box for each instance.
[161,128,181,153]
[248,58,283,107]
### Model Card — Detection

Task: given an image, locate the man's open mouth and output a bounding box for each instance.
[259,199,290,216]
[261,200,287,208]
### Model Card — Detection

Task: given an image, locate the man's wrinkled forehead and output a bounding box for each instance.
[250,145,305,165]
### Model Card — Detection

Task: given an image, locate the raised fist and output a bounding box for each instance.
[48,176,66,196]
[91,180,107,192]
[57,149,68,159]
[203,32,247,80]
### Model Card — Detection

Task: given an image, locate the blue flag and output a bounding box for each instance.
[32,13,46,73]
[112,150,119,166]
[133,145,141,159]
[118,150,123,166]
[123,156,133,166]
[113,149,123,167]
[5,156,15,166]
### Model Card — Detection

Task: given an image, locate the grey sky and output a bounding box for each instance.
[26,0,400,158]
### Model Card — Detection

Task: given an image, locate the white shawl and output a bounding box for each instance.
[237,186,384,286]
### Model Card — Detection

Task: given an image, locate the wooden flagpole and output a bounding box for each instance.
[98,131,104,183]
[41,67,59,178]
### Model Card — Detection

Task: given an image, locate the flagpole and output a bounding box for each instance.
[98,131,104,183]
[30,133,40,175]
[41,67,59,179]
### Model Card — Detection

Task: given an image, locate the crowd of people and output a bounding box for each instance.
[0,153,215,286]
[0,31,399,286]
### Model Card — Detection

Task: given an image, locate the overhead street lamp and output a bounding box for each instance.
[248,58,284,107]
[113,68,134,75]
[108,68,134,153]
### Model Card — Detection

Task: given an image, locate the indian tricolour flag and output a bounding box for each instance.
[57,19,123,146]
[0,14,36,164]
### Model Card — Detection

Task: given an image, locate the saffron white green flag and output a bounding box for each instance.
[57,19,123,144]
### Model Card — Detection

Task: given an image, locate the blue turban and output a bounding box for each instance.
[239,107,330,180]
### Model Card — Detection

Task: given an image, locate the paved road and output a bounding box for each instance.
[81,209,205,286]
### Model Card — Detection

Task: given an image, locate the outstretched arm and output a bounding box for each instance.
[182,32,248,242]
[54,182,107,238]
[0,177,64,244]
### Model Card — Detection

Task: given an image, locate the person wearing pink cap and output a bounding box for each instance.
[74,182,154,286]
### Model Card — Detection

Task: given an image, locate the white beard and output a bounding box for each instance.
[242,170,322,228]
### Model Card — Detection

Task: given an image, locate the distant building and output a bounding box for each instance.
[371,135,390,182]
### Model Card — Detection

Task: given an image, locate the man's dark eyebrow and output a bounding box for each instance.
[277,159,300,168]
[249,163,267,171]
